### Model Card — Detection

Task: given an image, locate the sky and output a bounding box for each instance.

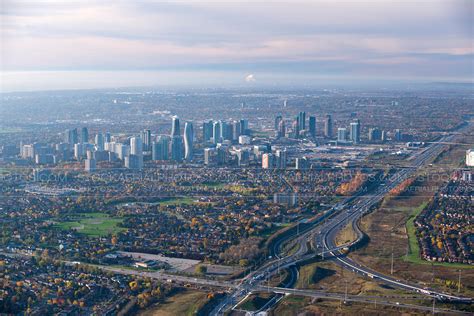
[1,0,473,92]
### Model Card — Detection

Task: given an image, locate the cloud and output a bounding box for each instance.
[1,0,472,90]
[245,74,256,82]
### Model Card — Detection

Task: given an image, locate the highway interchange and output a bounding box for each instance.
[210,128,473,315]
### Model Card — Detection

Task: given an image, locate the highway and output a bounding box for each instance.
[211,127,472,315]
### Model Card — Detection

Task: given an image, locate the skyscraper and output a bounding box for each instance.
[298,112,306,130]
[275,115,282,131]
[141,129,152,151]
[212,121,221,144]
[171,116,180,137]
[278,119,286,138]
[337,127,347,142]
[275,149,287,169]
[240,119,249,135]
[309,116,316,138]
[184,122,194,161]
[350,119,361,144]
[203,121,213,142]
[324,114,332,138]
[232,120,241,141]
[130,136,143,169]
[81,127,89,144]
[65,128,78,145]
[95,133,105,151]
[152,136,170,160]
[171,135,183,162]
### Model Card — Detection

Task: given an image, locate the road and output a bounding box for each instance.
[211,127,472,315]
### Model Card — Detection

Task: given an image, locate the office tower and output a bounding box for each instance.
[125,155,142,170]
[141,129,152,151]
[239,135,251,145]
[184,122,194,161]
[212,121,221,144]
[278,119,286,138]
[324,115,332,138]
[395,129,403,141]
[262,153,274,169]
[309,116,316,138]
[368,128,382,142]
[105,132,111,143]
[221,121,233,141]
[85,158,96,172]
[74,143,85,160]
[236,149,250,166]
[381,130,387,142]
[350,119,361,144]
[130,136,143,169]
[65,128,78,145]
[275,149,287,169]
[152,136,170,160]
[203,121,213,142]
[171,135,183,162]
[216,145,227,165]
[130,137,143,156]
[232,120,241,141]
[275,115,282,131]
[95,133,105,151]
[337,127,347,142]
[298,111,306,130]
[240,119,249,135]
[115,143,129,160]
[171,116,180,137]
[81,127,89,144]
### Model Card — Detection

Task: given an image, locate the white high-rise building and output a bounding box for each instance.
[184,122,194,161]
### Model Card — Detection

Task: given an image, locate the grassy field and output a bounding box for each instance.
[158,197,198,205]
[405,202,427,264]
[238,292,274,311]
[138,290,208,316]
[55,212,125,237]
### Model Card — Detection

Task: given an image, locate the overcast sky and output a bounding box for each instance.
[1,0,473,91]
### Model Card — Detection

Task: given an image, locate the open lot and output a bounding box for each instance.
[137,290,208,316]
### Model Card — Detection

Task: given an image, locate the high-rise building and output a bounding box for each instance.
[309,116,316,138]
[350,119,361,144]
[212,121,221,144]
[204,148,216,165]
[65,128,78,145]
[262,153,274,169]
[232,120,241,141]
[278,119,286,138]
[85,157,96,172]
[236,149,250,166]
[275,149,287,169]
[81,127,89,144]
[152,136,170,160]
[130,136,143,169]
[298,112,306,130]
[337,127,347,142]
[184,122,194,161]
[203,121,213,142]
[368,128,382,142]
[295,157,309,170]
[240,119,249,135]
[324,115,332,138]
[141,129,152,151]
[125,154,142,170]
[292,117,300,138]
[171,116,180,137]
[95,133,105,151]
[171,136,183,162]
[105,132,111,143]
[395,129,403,141]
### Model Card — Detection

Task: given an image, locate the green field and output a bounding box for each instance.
[55,212,125,237]
[158,197,198,205]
